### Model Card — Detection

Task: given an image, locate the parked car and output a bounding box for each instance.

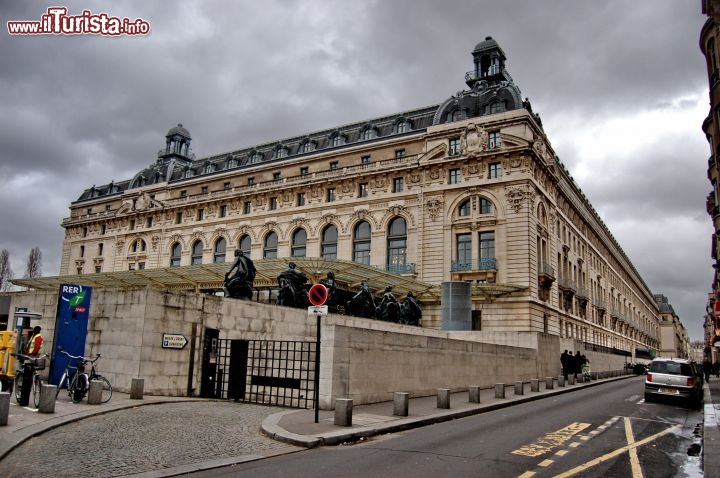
[644,357,703,409]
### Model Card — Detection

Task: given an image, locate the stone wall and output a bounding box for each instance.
[4,288,626,407]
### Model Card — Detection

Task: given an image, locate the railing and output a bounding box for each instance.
[558,277,577,293]
[379,263,416,275]
[539,263,555,279]
[450,258,497,272]
[582,342,631,357]
[576,287,589,300]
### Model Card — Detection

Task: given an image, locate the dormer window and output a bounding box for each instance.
[249,152,263,164]
[331,134,346,147]
[274,147,288,159]
[395,119,411,134]
[302,141,316,153]
[362,128,376,141]
[227,156,238,169]
[184,168,193,179]
[203,162,214,174]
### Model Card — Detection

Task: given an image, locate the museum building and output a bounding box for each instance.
[53,37,660,355]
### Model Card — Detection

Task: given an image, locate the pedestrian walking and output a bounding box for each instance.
[560,350,570,380]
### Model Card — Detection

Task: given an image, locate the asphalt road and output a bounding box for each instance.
[195,377,703,478]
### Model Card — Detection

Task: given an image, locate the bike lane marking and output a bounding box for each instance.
[511,422,592,458]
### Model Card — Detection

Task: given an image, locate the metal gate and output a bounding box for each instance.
[202,337,317,409]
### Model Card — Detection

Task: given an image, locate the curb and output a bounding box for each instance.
[261,375,635,448]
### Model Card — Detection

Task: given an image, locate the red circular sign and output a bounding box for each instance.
[308,284,328,306]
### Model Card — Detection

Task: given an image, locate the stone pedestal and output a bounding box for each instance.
[87,380,102,405]
[393,392,409,416]
[38,384,57,413]
[546,377,554,390]
[334,398,353,426]
[495,383,505,399]
[514,381,524,396]
[531,379,540,392]
[469,385,481,403]
[130,378,144,400]
[437,388,450,409]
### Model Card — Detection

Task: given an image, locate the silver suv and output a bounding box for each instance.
[644,357,703,408]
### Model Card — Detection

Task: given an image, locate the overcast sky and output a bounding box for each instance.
[0,1,712,341]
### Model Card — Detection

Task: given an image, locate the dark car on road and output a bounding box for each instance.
[644,357,703,409]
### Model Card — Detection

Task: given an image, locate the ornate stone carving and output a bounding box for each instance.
[426,199,442,220]
[151,235,161,251]
[505,185,536,214]
[460,123,488,156]
[410,172,422,183]
[429,167,441,180]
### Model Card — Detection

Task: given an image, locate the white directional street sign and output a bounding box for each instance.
[307,305,328,316]
[162,333,188,349]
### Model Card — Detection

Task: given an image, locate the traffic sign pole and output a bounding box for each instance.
[309,283,327,424]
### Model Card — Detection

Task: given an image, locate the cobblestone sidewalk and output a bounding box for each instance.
[0,401,302,477]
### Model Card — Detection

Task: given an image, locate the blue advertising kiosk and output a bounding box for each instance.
[50,284,92,385]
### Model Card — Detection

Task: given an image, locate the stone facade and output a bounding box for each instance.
[56,38,660,357]
[4,288,630,407]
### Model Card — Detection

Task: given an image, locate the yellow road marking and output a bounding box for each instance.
[553,425,678,478]
[512,422,591,457]
[517,472,535,478]
[555,450,568,457]
[624,417,643,478]
[538,459,554,467]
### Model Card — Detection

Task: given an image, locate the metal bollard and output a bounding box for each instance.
[558,375,565,387]
[469,385,481,403]
[393,392,409,416]
[530,379,540,392]
[495,383,505,399]
[0,392,9,426]
[334,398,353,426]
[87,380,102,405]
[130,378,144,400]
[514,381,524,396]
[38,384,57,413]
[437,388,450,409]
[546,377,554,390]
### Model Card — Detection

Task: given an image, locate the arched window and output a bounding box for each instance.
[264,232,278,259]
[191,240,203,265]
[239,234,252,256]
[249,152,262,164]
[274,147,288,159]
[362,128,376,141]
[302,141,315,153]
[331,134,345,147]
[458,200,471,217]
[353,221,371,265]
[214,237,226,263]
[291,228,307,258]
[321,224,338,259]
[131,238,146,253]
[479,197,493,214]
[386,217,407,273]
[170,242,182,267]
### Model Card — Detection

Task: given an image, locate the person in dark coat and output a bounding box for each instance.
[560,350,571,380]
[573,351,582,379]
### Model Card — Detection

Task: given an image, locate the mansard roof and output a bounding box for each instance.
[74,37,540,203]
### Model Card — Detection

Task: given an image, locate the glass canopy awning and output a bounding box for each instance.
[11,258,442,302]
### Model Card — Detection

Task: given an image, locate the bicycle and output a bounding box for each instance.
[56,350,113,403]
[13,353,50,407]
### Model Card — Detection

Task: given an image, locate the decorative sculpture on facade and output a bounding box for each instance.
[346,279,376,319]
[277,262,309,308]
[224,250,256,299]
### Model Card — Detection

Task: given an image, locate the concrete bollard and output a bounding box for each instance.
[0,392,9,426]
[87,380,102,405]
[437,388,450,409]
[514,381,524,396]
[568,375,576,385]
[546,377,554,390]
[558,375,565,387]
[495,383,505,399]
[577,374,584,384]
[469,385,481,403]
[393,392,409,416]
[531,379,540,392]
[334,398,353,426]
[38,384,57,413]
[130,378,144,400]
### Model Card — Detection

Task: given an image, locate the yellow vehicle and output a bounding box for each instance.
[0,331,17,392]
